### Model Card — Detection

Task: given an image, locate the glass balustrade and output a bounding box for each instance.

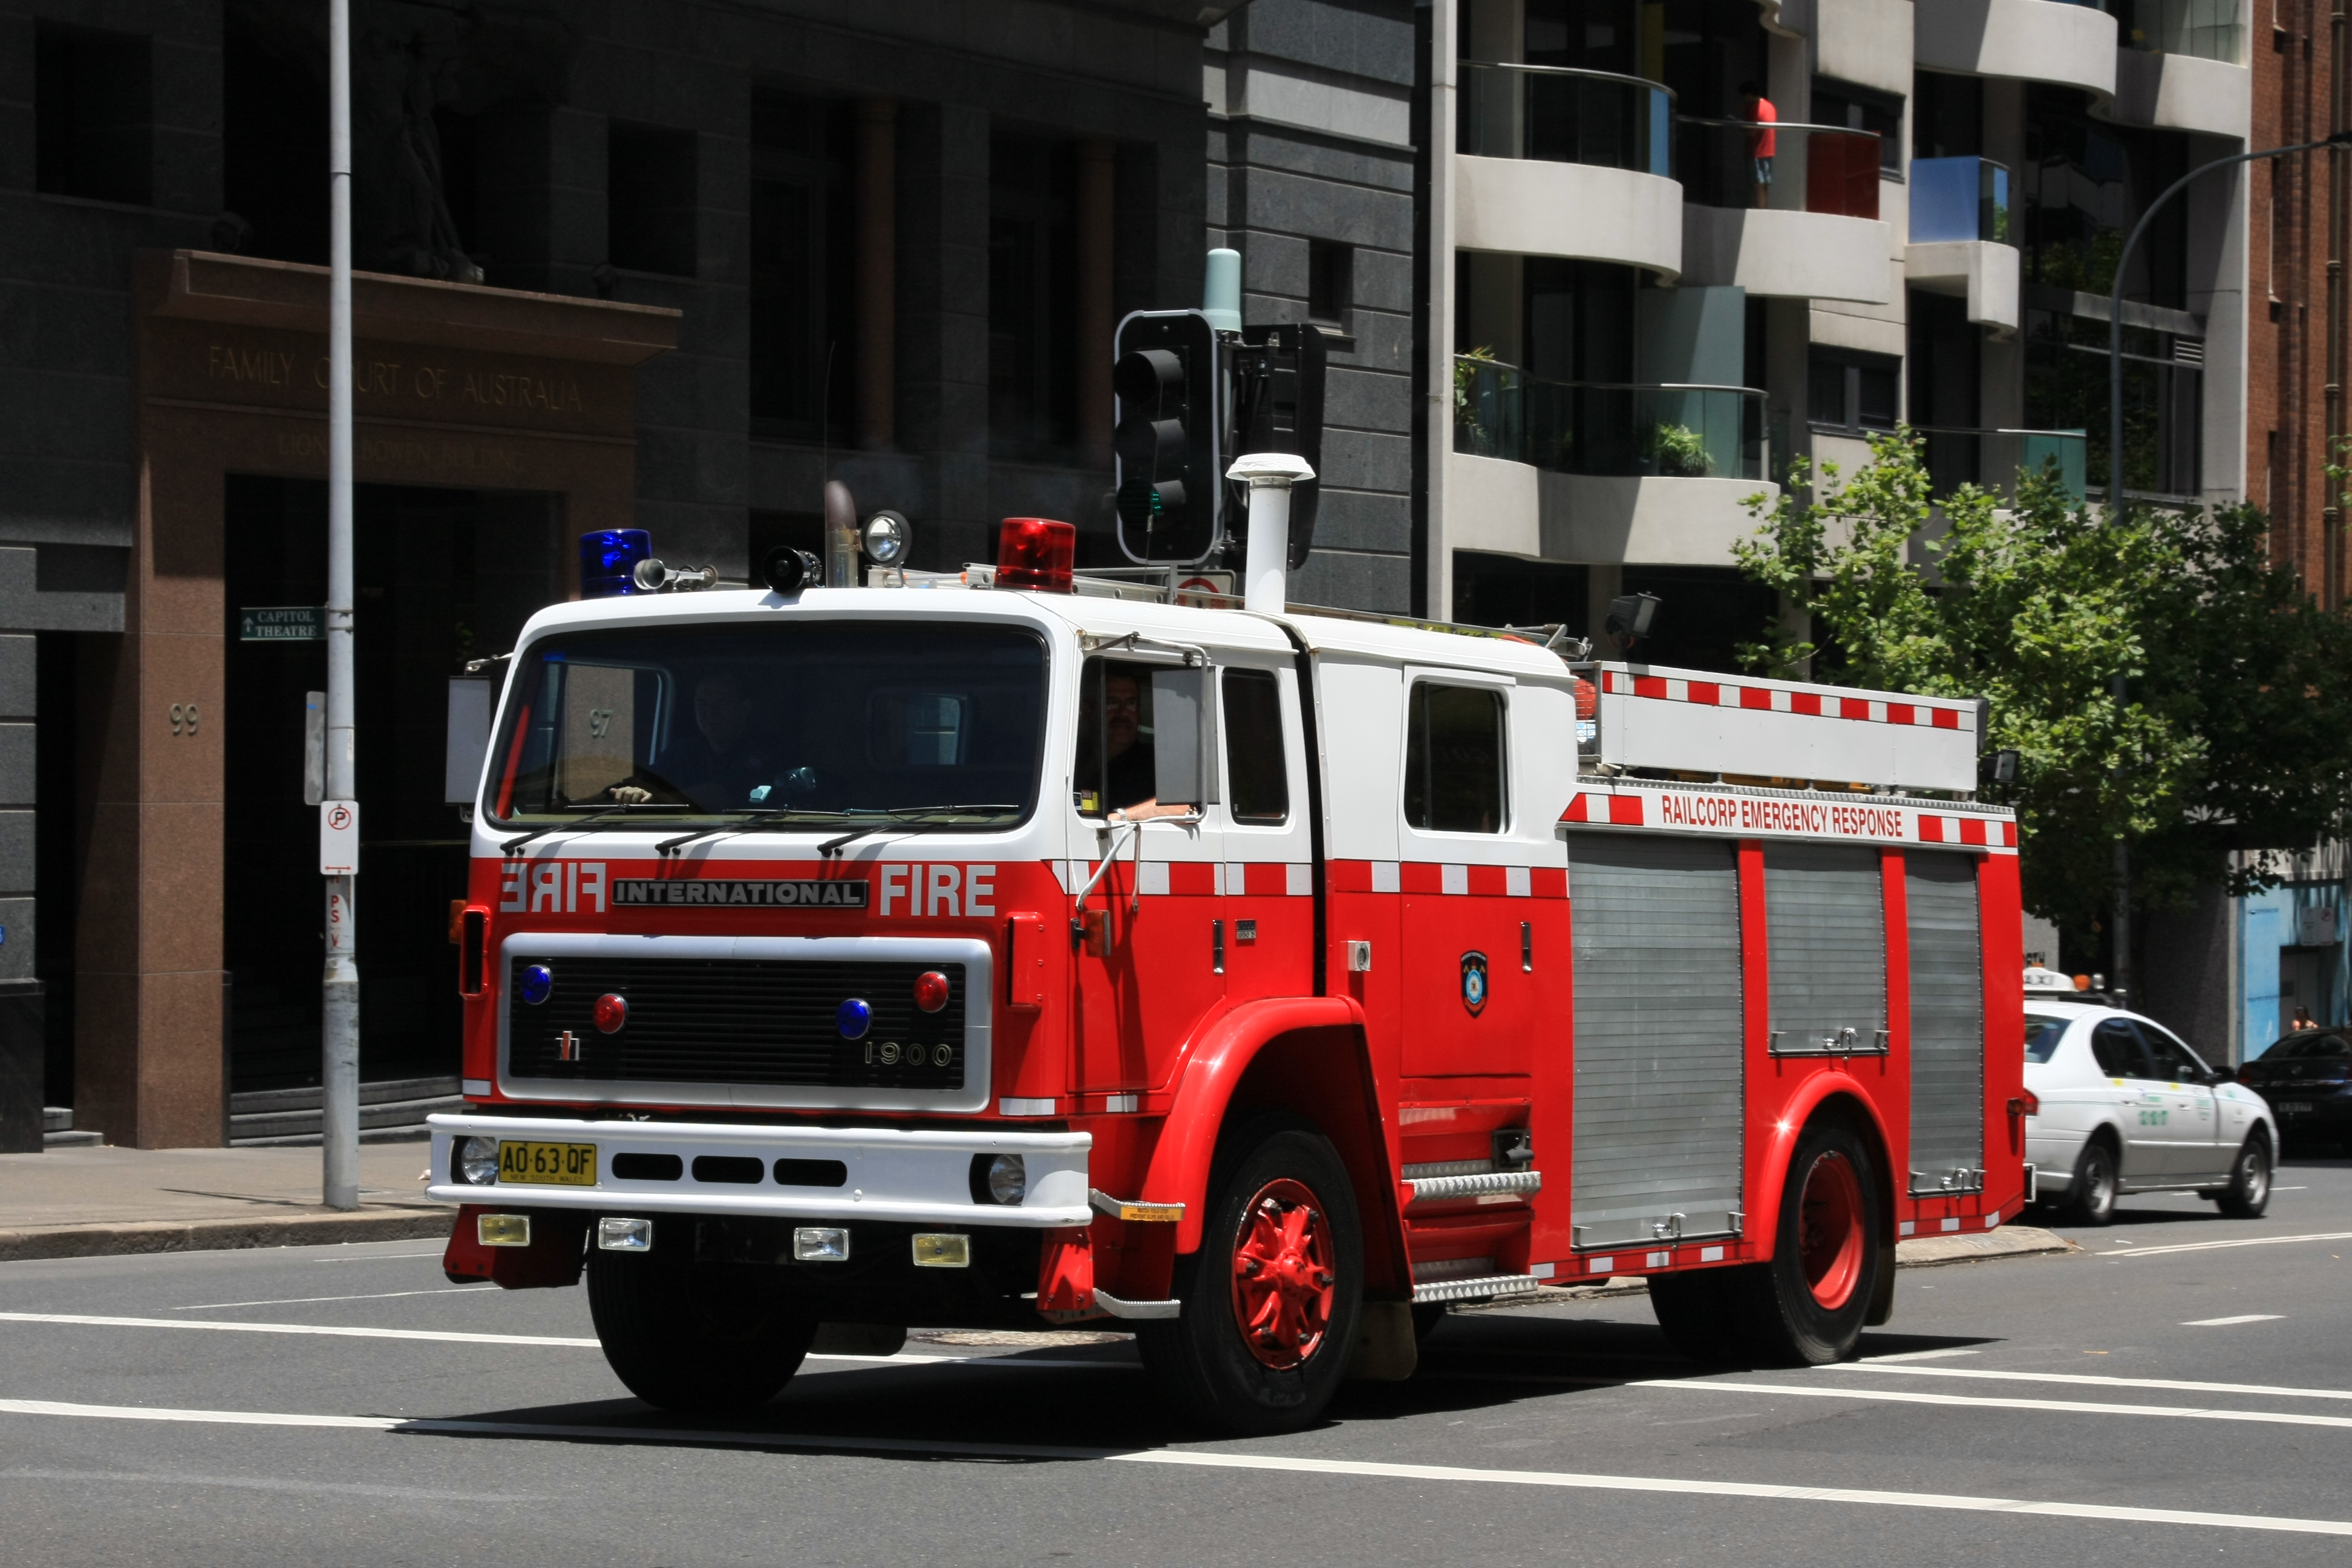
[1458,62,1676,177]
[1455,356,1766,480]
[1910,156,2012,244]
[1674,118,1881,218]
[1914,425,2088,503]
[2122,0,2243,62]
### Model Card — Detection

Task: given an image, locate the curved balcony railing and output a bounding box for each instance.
[1674,117,1881,219]
[1459,62,1676,178]
[1914,425,2088,502]
[2123,0,2243,62]
[1455,356,1766,480]
[1910,156,2012,244]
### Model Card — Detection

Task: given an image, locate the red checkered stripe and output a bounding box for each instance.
[1598,670,1971,730]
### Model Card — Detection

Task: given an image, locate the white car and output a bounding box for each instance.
[2023,1000,2277,1224]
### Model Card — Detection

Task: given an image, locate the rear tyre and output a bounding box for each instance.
[1138,1119,1364,1437]
[2059,1137,2120,1227]
[2214,1133,2273,1219]
[1648,1267,1751,1364]
[587,1250,815,1413]
[1736,1116,1883,1367]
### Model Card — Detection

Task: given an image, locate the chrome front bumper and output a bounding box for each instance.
[425,1114,1093,1229]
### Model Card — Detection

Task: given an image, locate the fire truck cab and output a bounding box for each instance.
[428,540,2025,1436]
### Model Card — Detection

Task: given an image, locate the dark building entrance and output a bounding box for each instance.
[223,477,557,1091]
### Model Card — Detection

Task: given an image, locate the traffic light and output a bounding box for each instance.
[1229,324,1327,569]
[1113,310,1221,564]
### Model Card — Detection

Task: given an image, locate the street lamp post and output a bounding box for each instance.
[322,0,359,1209]
[2100,131,2351,1006]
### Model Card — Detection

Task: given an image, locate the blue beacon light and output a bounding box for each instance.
[519,964,555,1005]
[579,529,653,598]
[835,998,872,1039]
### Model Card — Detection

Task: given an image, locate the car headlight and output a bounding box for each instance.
[456,1135,501,1185]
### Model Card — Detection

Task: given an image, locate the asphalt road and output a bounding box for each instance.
[3,1158,2349,1567]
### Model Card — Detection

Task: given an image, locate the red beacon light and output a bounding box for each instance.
[913,970,951,1013]
[996,517,1075,593]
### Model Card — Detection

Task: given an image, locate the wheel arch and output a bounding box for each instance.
[1140,996,1408,1295]
[1747,1079,1897,1263]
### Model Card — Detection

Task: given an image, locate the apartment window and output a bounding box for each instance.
[1404,684,1508,835]
[1910,72,1983,161]
[36,22,151,203]
[609,123,699,276]
[1809,350,1901,433]
[750,93,854,437]
[1812,77,1902,176]
[1308,240,1353,328]
[990,133,1080,462]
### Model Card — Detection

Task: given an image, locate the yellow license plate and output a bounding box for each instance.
[499,1140,598,1186]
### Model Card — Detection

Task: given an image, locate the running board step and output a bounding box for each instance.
[1091,1289,1180,1320]
[1410,1272,1544,1305]
[1407,1169,1543,1203]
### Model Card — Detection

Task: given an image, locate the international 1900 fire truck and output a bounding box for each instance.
[429,512,2026,1436]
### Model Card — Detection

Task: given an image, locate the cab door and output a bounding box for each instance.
[2135,1017,2227,1180]
[1396,673,1532,1079]
[1213,661,1312,1006]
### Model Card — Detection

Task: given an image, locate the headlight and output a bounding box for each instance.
[456,1135,501,1185]
[978,1152,1026,1205]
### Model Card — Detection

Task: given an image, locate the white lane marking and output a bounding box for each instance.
[0,1312,600,1349]
[0,1312,1128,1371]
[1858,1348,1981,1364]
[2183,1315,2285,1327]
[1829,1364,2352,1403]
[2275,1186,2310,1191]
[1,1397,2350,1538]
[2096,1230,2352,1259]
[307,1252,448,1263]
[171,1288,495,1312]
[1650,1379,2352,1431]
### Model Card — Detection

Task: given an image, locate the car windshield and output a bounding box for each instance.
[2025,1013,2069,1063]
[2266,1031,2352,1060]
[488,620,1049,827]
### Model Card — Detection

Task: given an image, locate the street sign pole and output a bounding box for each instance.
[322,0,359,1210]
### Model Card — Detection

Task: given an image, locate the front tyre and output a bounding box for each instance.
[587,1250,815,1413]
[2214,1132,2273,1219]
[1738,1116,1883,1367]
[1140,1119,1364,1436]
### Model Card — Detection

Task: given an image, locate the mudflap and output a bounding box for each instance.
[443,1204,589,1289]
[1864,1233,1897,1327]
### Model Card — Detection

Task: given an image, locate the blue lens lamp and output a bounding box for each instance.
[835,998,872,1039]
[518,964,555,1005]
[580,529,653,598]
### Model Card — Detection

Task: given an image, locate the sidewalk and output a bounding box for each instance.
[0,1141,451,1262]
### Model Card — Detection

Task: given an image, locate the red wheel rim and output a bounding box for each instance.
[1797,1150,1865,1311]
[1228,1177,1336,1370]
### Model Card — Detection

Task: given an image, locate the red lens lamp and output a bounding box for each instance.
[913,970,951,1013]
[996,517,1075,593]
[593,993,629,1033]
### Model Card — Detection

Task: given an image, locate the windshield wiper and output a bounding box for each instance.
[818,805,1023,860]
[654,808,825,857]
[500,803,671,855]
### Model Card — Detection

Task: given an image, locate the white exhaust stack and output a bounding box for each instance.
[1227,452,1315,614]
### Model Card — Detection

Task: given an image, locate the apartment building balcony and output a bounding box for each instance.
[1455,62,1682,276]
[1449,356,1775,564]
[1917,425,2088,503]
[1675,119,1892,305]
[1906,156,2020,332]
[2111,0,2250,136]
[1915,0,2118,99]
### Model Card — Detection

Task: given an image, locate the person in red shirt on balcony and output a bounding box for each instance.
[1740,81,1775,209]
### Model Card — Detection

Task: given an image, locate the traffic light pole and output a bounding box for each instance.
[322,0,360,1210]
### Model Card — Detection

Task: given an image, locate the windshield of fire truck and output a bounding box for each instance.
[487,621,1049,828]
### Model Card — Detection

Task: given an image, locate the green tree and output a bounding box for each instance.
[1735,430,2352,932]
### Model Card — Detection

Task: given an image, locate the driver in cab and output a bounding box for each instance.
[1078,662,1194,822]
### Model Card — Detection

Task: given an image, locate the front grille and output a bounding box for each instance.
[507,956,969,1091]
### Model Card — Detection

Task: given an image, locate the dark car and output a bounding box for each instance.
[2238,1030,2352,1150]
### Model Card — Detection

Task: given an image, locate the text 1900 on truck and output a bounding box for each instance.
[428,534,2027,1436]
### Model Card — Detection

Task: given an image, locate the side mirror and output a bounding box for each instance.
[1150,667,1210,809]
[2206,1064,2238,1085]
[445,678,495,806]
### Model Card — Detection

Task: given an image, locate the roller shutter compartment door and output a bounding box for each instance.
[1906,852,1984,1194]
[1766,843,1887,1056]
[1567,832,1745,1249]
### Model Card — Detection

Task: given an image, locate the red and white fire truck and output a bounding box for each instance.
[430,517,2026,1436]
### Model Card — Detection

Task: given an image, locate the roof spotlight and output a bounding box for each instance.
[862,511,912,566]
